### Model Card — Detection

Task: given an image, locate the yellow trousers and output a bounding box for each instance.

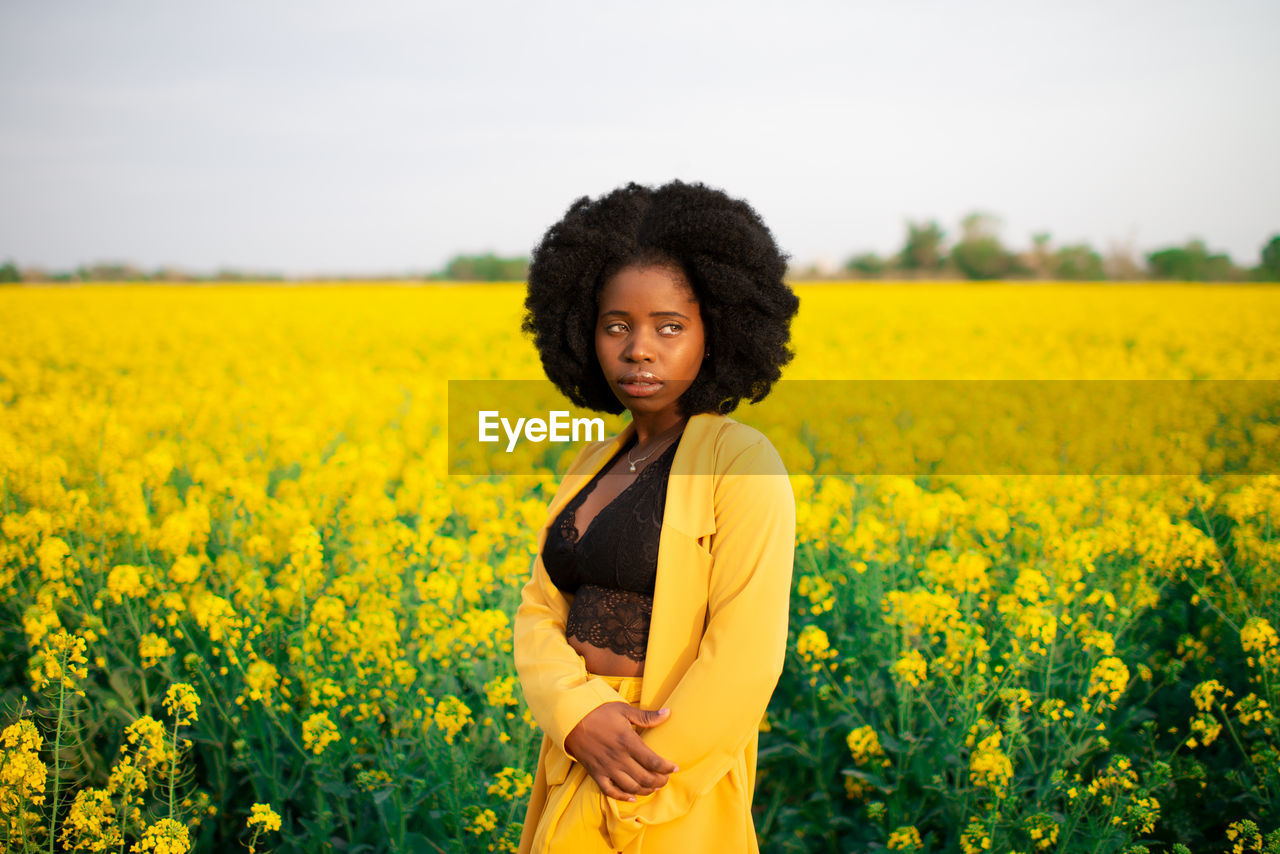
[519,672,756,854]
[524,673,643,853]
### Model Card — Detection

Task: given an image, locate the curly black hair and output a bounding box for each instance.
[523,180,799,416]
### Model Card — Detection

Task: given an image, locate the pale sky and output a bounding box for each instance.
[2,0,1277,276]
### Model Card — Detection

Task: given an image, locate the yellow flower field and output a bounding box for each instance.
[1,282,1278,853]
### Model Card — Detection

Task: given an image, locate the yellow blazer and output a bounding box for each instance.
[514,411,797,852]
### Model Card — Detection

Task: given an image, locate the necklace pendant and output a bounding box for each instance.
[628,462,637,472]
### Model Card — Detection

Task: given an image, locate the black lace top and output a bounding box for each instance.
[542,431,682,662]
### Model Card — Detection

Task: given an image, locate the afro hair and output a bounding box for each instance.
[522,180,799,416]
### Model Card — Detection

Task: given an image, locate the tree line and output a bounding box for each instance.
[0,261,286,284]
[3,227,1277,284]
[827,214,1280,282]
[0,255,530,284]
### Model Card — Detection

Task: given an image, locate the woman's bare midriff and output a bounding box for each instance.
[570,635,645,677]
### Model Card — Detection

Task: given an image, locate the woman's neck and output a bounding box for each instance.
[630,412,689,446]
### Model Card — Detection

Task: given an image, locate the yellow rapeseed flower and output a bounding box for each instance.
[106,564,147,603]
[484,675,519,709]
[795,624,839,675]
[124,716,172,773]
[1241,617,1278,669]
[969,730,1013,796]
[432,696,473,745]
[163,683,200,727]
[138,633,175,669]
[1225,819,1262,854]
[487,767,533,802]
[886,825,923,851]
[131,817,190,854]
[467,807,498,836]
[1023,812,1059,849]
[243,660,281,703]
[892,649,928,687]
[0,719,48,817]
[1087,656,1130,707]
[797,574,836,615]
[29,627,90,695]
[247,802,282,833]
[960,818,992,853]
[846,725,888,767]
[61,787,121,852]
[301,712,340,755]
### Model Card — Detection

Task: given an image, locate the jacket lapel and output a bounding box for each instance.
[642,412,726,707]
[536,411,731,709]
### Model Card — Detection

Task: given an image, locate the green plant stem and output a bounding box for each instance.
[1215,705,1262,786]
[117,767,135,854]
[168,716,179,820]
[806,673,840,853]
[1043,628,1057,767]
[1188,498,1249,631]
[48,652,68,854]
[1087,794,1122,854]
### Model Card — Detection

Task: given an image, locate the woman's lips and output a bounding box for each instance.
[619,372,662,397]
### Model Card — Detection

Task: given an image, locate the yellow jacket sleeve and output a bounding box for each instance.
[513,455,629,757]
[604,435,796,847]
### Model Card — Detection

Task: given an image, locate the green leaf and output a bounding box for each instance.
[843,768,889,789]
[318,778,352,797]
[399,832,442,853]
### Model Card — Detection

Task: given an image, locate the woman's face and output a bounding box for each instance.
[595,264,706,423]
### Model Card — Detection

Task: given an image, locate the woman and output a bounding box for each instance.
[514,180,799,853]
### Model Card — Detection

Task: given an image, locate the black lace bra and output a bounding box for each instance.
[542,431,682,662]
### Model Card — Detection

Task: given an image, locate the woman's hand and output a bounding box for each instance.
[563,702,679,801]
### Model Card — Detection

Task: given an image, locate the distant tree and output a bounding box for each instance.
[896,220,947,274]
[1103,238,1143,280]
[1051,244,1105,280]
[844,252,886,277]
[0,260,19,283]
[951,212,1016,280]
[795,262,826,280]
[153,267,195,282]
[438,253,529,282]
[1257,234,1280,281]
[79,262,147,282]
[1024,232,1054,279]
[1146,239,1239,281]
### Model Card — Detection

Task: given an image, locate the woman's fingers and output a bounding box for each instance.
[616,721,679,775]
[595,766,662,800]
[594,772,639,802]
[629,738,679,776]
[619,705,680,774]
[615,749,670,792]
[625,706,670,729]
[594,737,672,797]
[565,702,680,799]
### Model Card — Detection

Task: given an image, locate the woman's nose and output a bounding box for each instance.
[623,332,654,362]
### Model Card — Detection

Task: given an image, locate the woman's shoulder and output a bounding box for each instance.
[695,413,789,478]
[703,413,770,447]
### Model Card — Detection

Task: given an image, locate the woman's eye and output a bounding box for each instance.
[605,322,627,333]
[660,323,682,335]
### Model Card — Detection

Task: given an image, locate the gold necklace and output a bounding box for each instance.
[626,421,686,472]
